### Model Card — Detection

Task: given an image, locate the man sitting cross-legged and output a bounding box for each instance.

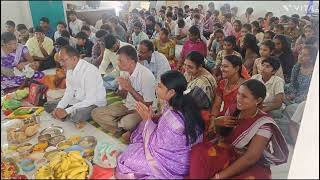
[43,45,106,129]
[91,45,156,139]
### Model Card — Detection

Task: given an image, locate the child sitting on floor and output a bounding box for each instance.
[252,40,284,79]
[40,37,68,89]
[251,56,285,118]
[75,31,94,59]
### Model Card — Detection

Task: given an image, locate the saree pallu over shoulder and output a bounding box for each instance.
[142,109,185,178]
[188,106,289,179]
[225,109,289,166]
[116,108,192,179]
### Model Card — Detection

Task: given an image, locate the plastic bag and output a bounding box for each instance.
[13,64,35,78]
[2,99,21,111]
[12,88,29,100]
[93,140,122,168]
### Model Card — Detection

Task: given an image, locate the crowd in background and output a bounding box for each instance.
[1,2,319,179]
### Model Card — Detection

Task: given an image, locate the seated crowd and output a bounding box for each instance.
[1,2,319,179]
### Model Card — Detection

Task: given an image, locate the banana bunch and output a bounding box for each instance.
[35,151,89,179]
[35,165,54,179]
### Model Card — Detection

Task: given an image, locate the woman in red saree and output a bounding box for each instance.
[203,55,250,141]
[189,79,289,179]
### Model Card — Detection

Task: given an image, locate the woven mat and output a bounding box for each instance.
[87,91,127,143]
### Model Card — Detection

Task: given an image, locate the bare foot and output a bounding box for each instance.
[74,121,86,129]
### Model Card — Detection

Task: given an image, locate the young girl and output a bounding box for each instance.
[251,21,264,43]
[241,33,260,73]
[293,24,316,56]
[153,28,176,69]
[151,22,162,40]
[263,30,275,41]
[253,40,284,79]
[285,45,318,105]
[239,23,252,47]
[262,12,273,31]
[273,35,295,83]
[207,29,225,69]
[215,36,242,67]
[233,20,242,45]
[178,25,207,71]
[214,36,250,81]
[284,17,301,46]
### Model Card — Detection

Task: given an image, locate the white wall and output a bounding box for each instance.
[1,1,33,33]
[63,1,86,8]
[179,1,318,18]
[288,52,319,179]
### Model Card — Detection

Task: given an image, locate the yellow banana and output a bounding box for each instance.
[60,172,67,179]
[68,161,83,169]
[68,153,83,161]
[72,172,87,179]
[49,158,61,169]
[61,158,70,171]
[68,151,82,156]
[67,166,88,177]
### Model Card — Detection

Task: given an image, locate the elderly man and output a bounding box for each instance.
[43,45,106,129]
[92,45,156,138]
[138,39,171,83]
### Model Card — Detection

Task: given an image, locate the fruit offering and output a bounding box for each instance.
[35,165,54,179]
[57,140,73,150]
[68,135,81,145]
[13,174,28,179]
[32,141,49,152]
[1,158,19,179]
[6,119,40,144]
[7,107,44,119]
[35,151,90,179]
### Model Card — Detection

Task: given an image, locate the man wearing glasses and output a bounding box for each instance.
[43,45,106,129]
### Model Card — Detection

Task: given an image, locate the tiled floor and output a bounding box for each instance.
[271,144,294,179]
[1,110,294,179]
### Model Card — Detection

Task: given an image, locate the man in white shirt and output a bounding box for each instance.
[44,45,106,129]
[138,40,171,83]
[95,13,108,30]
[92,45,156,138]
[164,11,177,36]
[131,21,149,49]
[251,56,284,117]
[54,21,67,41]
[68,11,83,37]
[99,34,132,90]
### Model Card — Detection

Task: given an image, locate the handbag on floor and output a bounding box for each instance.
[24,79,48,106]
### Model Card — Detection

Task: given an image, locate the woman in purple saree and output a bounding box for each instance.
[115,70,205,179]
[1,32,44,90]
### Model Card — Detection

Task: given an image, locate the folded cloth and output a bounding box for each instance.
[90,165,114,179]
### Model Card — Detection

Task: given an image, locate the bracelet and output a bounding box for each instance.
[214,173,220,179]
